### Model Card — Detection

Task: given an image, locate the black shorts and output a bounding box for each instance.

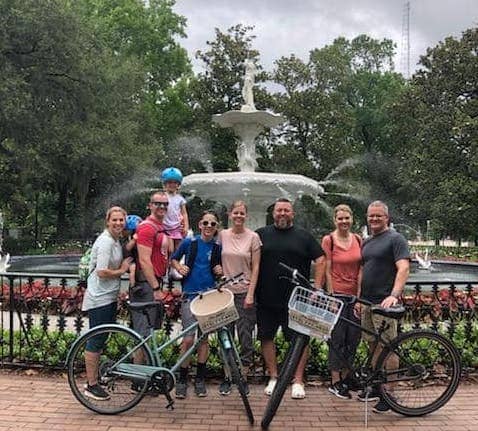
[256,305,298,342]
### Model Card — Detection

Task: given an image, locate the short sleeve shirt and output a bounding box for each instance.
[82,229,123,311]
[256,224,324,309]
[163,193,186,231]
[136,217,168,278]
[361,229,410,303]
[219,228,262,294]
[171,236,221,297]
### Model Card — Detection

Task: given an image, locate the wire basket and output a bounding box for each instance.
[288,286,344,340]
[190,288,239,333]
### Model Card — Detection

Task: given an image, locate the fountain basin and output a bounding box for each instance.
[182,171,324,230]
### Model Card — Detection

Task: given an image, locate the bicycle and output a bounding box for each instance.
[261,262,461,428]
[66,274,254,424]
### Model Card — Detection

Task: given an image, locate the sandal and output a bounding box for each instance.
[291,382,306,399]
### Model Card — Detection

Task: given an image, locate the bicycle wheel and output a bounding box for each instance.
[222,345,254,424]
[67,324,154,414]
[261,334,308,429]
[376,329,461,416]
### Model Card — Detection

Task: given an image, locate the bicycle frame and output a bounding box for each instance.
[76,320,236,384]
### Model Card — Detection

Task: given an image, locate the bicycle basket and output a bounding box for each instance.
[190,288,239,333]
[288,286,344,340]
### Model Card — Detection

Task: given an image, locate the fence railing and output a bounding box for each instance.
[1,272,477,375]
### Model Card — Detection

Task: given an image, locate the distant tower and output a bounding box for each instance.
[400,1,411,79]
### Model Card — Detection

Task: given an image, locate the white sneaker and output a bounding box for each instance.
[264,378,277,396]
[291,382,306,399]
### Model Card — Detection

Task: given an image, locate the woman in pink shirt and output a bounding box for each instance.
[218,200,262,396]
[322,204,362,400]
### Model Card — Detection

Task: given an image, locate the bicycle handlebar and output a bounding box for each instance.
[278,262,313,289]
[195,273,245,299]
[278,262,378,307]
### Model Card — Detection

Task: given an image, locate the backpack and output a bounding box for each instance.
[185,237,221,274]
[78,247,93,281]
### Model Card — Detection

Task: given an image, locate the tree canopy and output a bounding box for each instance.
[0,1,476,250]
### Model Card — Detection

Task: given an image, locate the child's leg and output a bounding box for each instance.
[129,263,136,288]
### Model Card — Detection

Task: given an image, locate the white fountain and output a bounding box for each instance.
[182,60,324,230]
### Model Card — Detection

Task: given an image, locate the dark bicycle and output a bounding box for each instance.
[261,262,461,428]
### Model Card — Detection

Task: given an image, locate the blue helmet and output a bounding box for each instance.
[161,167,183,184]
[125,215,142,232]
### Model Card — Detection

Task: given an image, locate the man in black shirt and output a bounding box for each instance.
[256,198,324,399]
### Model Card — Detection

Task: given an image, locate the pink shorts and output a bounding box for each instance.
[166,226,184,240]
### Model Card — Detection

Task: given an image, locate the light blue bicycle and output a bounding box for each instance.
[66,274,254,424]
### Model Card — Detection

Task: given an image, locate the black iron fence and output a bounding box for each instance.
[1,272,477,375]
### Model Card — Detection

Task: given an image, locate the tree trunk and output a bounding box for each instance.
[56,182,68,238]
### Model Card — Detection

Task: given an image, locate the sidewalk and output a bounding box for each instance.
[0,372,477,430]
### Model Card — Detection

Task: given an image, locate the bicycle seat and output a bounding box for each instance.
[128,301,164,312]
[371,305,406,319]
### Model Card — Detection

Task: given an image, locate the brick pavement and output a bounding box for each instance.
[0,373,477,431]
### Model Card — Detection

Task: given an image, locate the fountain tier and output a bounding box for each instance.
[182,172,324,231]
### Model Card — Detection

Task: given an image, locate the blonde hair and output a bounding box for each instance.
[229,200,248,213]
[105,206,127,226]
[334,204,353,217]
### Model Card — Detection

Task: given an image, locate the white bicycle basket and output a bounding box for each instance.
[288,286,344,340]
[190,288,239,333]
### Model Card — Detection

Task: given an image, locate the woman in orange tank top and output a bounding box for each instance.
[322,204,362,400]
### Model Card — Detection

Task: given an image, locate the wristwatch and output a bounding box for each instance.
[152,285,161,291]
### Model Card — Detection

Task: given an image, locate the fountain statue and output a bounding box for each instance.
[182,60,324,230]
[415,249,433,270]
[241,59,257,113]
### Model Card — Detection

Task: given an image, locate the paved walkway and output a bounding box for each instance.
[0,372,477,430]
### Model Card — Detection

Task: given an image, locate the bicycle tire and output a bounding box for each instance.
[222,345,255,424]
[67,324,154,415]
[376,329,461,416]
[261,334,308,429]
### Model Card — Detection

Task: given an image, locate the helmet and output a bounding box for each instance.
[161,167,183,184]
[125,215,142,232]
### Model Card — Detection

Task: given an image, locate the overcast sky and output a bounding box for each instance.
[173,0,477,77]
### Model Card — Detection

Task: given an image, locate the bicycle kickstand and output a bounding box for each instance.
[164,392,175,410]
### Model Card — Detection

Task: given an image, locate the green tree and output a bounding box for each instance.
[0,0,192,243]
[392,27,478,240]
[269,35,405,202]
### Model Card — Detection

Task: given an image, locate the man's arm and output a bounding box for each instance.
[380,258,409,308]
[137,243,162,299]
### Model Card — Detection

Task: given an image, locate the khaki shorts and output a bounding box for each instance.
[361,304,398,344]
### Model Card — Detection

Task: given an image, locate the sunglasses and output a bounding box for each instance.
[151,201,169,208]
[201,220,218,227]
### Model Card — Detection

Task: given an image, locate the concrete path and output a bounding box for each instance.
[0,372,476,430]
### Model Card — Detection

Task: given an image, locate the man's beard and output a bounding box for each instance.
[275,217,291,229]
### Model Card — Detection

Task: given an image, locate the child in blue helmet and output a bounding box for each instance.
[123,214,142,291]
[161,167,190,250]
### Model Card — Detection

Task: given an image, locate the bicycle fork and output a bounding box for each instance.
[218,328,242,380]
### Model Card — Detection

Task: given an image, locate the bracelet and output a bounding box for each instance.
[152,285,161,291]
